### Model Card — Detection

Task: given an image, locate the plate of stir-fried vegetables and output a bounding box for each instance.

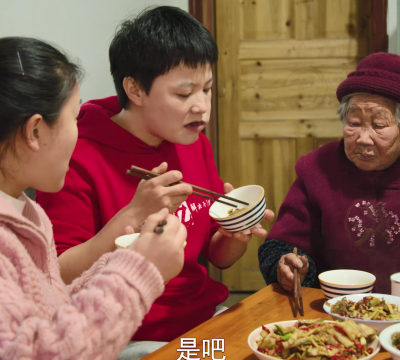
[324,294,400,333]
[248,319,380,360]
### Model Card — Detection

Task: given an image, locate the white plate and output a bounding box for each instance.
[379,323,400,360]
[248,320,380,360]
[323,293,400,333]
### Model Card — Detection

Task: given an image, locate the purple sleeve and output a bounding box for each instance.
[258,239,317,287]
[258,157,319,285]
[265,157,318,255]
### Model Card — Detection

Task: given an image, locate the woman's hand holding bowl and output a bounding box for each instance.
[217,183,275,243]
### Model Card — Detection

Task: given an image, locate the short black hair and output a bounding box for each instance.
[109,6,218,109]
[0,36,83,168]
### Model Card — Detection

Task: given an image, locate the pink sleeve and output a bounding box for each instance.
[36,147,101,255]
[66,252,112,295]
[0,248,164,360]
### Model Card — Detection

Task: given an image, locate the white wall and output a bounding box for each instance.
[387,0,400,54]
[0,0,188,102]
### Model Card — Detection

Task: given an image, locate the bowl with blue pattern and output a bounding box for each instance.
[319,269,376,299]
[209,185,265,233]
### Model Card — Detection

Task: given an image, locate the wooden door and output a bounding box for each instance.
[215,0,371,291]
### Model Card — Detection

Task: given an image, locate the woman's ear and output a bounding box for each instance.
[123,77,145,107]
[23,114,44,152]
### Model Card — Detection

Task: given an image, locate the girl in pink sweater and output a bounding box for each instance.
[0,37,186,360]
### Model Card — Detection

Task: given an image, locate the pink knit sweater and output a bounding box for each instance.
[0,193,164,360]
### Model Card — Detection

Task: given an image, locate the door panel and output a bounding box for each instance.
[216,0,370,291]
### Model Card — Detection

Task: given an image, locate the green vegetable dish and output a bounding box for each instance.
[392,332,400,350]
[329,296,400,321]
[256,319,377,360]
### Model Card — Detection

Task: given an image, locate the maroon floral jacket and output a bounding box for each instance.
[260,139,400,294]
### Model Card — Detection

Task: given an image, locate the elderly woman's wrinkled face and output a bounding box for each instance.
[343,94,400,171]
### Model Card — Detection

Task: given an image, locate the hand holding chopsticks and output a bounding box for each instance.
[127,165,249,208]
[293,247,304,317]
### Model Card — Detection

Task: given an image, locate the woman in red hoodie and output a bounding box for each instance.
[36,5,274,355]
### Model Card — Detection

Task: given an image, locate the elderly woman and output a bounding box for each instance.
[258,52,400,295]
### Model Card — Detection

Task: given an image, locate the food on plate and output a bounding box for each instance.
[227,207,248,217]
[256,319,377,359]
[392,331,400,350]
[330,296,400,321]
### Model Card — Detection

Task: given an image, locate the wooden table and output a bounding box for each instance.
[143,284,391,360]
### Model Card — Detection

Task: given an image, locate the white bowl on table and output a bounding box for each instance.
[319,269,376,299]
[323,293,400,334]
[248,320,380,360]
[209,185,265,233]
[379,323,400,360]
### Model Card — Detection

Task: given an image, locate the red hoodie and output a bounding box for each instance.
[36,96,229,341]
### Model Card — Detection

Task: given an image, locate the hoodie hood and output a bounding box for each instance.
[77,96,171,154]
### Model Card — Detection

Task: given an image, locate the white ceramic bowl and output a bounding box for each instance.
[248,320,380,360]
[115,233,140,249]
[379,323,400,360]
[209,185,265,233]
[323,293,400,334]
[319,270,376,299]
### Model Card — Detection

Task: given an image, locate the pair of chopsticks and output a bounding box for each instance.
[293,247,304,317]
[126,165,250,208]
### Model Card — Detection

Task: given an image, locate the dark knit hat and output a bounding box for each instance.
[336,52,400,104]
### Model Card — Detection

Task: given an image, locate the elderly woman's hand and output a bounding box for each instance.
[277,253,309,292]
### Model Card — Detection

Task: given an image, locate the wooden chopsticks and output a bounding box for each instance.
[126,165,250,209]
[293,247,304,317]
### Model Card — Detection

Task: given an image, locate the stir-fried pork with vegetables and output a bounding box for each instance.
[256,319,377,360]
[392,332,400,350]
[329,296,400,321]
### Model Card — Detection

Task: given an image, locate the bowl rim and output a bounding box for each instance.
[323,293,400,324]
[379,323,400,356]
[248,319,380,360]
[318,269,376,287]
[209,185,265,221]
[114,233,140,249]
[391,273,400,284]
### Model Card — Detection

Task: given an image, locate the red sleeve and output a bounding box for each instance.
[198,134,225,261]
[36,148,102,255]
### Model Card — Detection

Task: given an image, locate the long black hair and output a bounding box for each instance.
[109,6,218,109]
[0,36,83,165]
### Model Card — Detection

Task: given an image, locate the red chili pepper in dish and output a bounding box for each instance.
[261,325,270,333]
[276,339,284,343]
[273,345,284,354]
[367,347,373,354]
[257,347,265,353]
[353,339,364,351]
[331,354,352,360]
[334,325,347,336]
